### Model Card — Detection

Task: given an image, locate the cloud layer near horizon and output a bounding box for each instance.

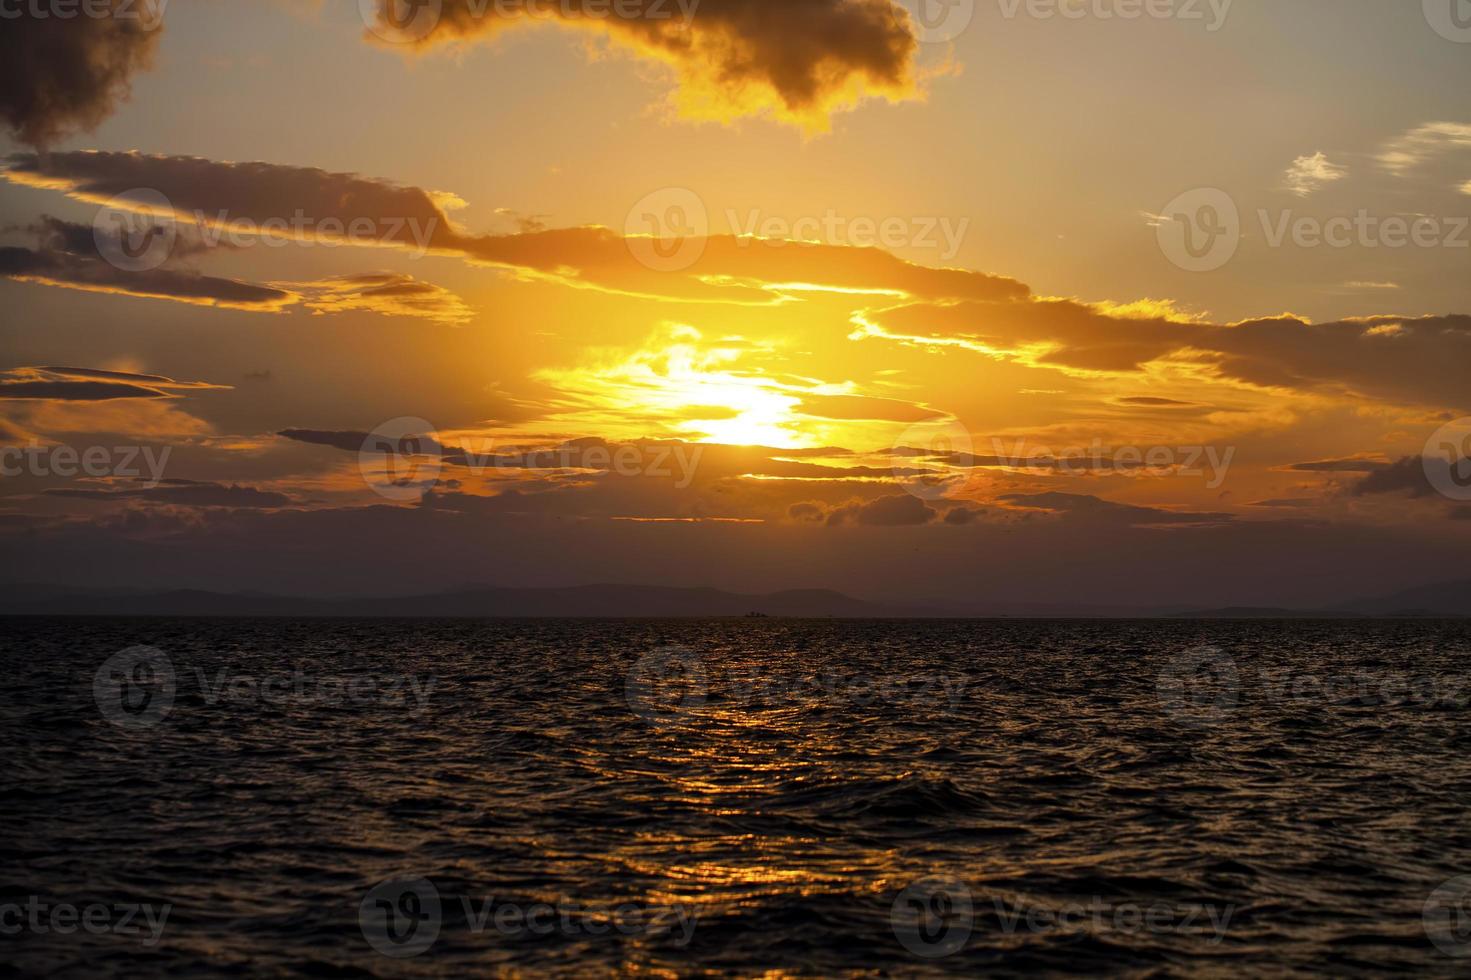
[9,150,1469,415]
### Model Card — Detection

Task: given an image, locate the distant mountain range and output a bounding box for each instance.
[0,580,1467,618]
[1176,581,1471,619]
[0,584,939,618]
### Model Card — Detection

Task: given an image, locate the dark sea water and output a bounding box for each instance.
[5,617,1471,977]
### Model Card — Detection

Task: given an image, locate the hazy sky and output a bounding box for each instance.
[2,0,1470,606]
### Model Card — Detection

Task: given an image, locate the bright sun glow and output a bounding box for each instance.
[535,325,819,449]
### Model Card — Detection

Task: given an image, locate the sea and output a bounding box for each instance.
[4,617,1471,977]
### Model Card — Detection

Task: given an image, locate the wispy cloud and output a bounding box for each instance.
[1284,152,1346,197]
[1378,121,1471,174]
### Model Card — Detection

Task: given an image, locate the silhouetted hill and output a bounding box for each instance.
[1334,580,1471,617]
[3,579,1468,618]
[1169,607,1369,619]
[0,584,943,618]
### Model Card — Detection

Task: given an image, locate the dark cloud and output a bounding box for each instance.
[1115,396,1196,407]
[0,366,227,401]
[999,492,1233,527]
[281,427,453,457]
[828,493,936,526]
[279,429,881,482]
[4,153,1027,305]
[4,153,447,249]
[1284,457,1391,473]
[1,216,468,321]
[40,365,190,385]
[294,273,473,325]
[459,226,1028,304]
[897,449,1150,473]
[0,0,162,146]
[0,217,294,311]
[0,242,294,310]
[4,496,1466,611]
[868,299,1471,412]
[371,0,919,128]
[45,480,293,509]
[1207,315,1471,412]
[0,379,167,401]
[279,428,936,524]
[788,501,826,523]
[943,506,980,525]
[1352,457,1439,497]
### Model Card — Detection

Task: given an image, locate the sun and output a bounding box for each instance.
[534,325,821,449]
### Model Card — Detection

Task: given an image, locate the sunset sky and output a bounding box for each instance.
[2,0,1470,608]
